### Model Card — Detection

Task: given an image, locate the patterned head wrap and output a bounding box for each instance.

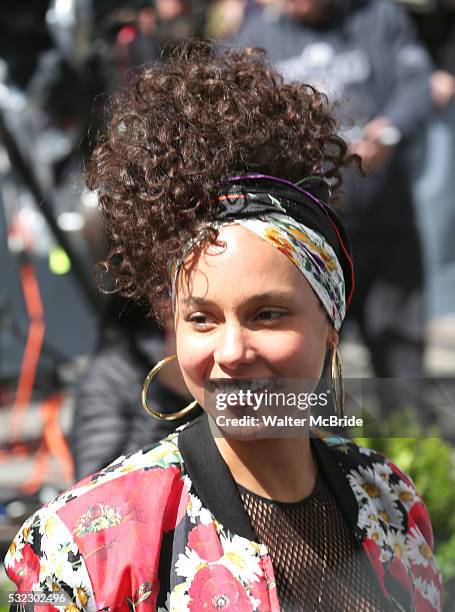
[171,175,354,331]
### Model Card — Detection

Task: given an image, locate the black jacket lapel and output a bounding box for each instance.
[311,436,360,534]
[178,412,256,540]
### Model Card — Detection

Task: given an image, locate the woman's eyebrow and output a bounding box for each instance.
[182,291,295,307]
[183,296,214,306]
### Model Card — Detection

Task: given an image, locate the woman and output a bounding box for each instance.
[6,41,442,611]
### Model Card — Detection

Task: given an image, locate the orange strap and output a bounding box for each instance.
[10,262,74,492]
[10,263,45,442]
[22,392,74,494]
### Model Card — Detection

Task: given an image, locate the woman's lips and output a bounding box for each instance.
[207,378,282,395]
[205,378,285,414]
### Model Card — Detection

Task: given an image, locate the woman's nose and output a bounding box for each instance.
[213,323,257,370]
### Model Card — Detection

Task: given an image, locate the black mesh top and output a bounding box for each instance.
[237,468,389,612]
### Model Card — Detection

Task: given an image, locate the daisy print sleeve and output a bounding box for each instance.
[5,506,95,611]
[325,437,444,612]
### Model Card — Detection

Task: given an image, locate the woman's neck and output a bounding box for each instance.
[213,434,316,503]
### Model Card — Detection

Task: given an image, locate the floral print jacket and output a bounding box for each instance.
[5,414,443,612]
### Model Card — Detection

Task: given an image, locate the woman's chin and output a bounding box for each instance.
[207,415,271,442]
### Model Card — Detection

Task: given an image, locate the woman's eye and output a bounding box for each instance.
[188,314,213,328]
[255,310,285,322]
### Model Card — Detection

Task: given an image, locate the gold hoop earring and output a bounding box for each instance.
[331,345,345,418]
[141,355,199,421]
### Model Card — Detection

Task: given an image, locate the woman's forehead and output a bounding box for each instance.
[175,224,313,304]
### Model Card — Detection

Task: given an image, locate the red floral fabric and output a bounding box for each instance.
[5,429,443,611]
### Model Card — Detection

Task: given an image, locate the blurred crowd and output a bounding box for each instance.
[1,0,455,493]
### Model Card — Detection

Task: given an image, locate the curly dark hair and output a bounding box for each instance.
[87,39,355,319]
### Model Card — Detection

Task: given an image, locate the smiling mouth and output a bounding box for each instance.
[206,378,282,395]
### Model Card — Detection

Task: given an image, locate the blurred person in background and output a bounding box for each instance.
[155,0,195,41]
[235,0,433,382]
[205,0,248,38]
[409,1,455,342]
[115,0,205,74]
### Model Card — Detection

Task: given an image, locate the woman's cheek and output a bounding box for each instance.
[268,332,324,378]
[176,351,206,404]
[177,333,212,382]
